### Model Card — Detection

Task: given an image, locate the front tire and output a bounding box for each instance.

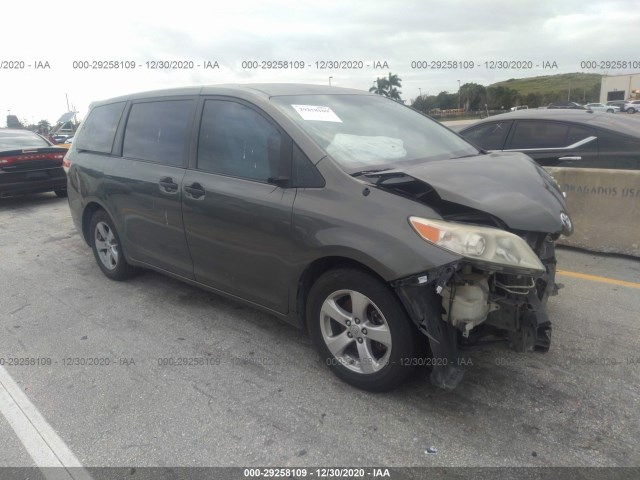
[89,210,137,280]
[628,108,637,114]
[307,268,418,392]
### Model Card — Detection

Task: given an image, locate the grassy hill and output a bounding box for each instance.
[490,73,601,101]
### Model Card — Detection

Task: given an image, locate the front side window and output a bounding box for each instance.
[76,102,126,153]
[462,121,512,150]
[123,100,193,166]
[197,100,283,182]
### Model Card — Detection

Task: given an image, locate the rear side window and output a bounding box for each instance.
[509,121,569,149]
[197,100,283,182]
[566,125,596,146]
[123,100,193,166]
[462,121,512,150]
[76,102,126,153]
[597,131,640,169]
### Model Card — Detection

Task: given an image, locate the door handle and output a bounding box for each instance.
[159,177,179,193]
[558,156,582,161]
[184,183,206,199]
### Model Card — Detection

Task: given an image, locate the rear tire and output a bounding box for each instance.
[89,210,138,281]
[307,268,418,392]
[628,108,637,114]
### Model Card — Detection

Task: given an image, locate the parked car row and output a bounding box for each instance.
[547,100,639,113]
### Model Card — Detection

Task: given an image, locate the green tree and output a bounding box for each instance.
[436,91,458,109]
[460,83,486,111]
[6,115,23,128]
[369,73,403,101]
[369,77,389,96]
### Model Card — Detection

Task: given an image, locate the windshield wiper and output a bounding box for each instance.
[351,168,393,177]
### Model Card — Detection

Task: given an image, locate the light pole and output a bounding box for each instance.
[419,87,422,98]
[329,76,333,86]
[457,80,461,109]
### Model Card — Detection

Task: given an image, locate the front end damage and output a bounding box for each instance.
[365,154,572,390]
[394,233,559,390]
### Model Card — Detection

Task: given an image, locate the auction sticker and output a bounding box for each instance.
[292,105,342,122]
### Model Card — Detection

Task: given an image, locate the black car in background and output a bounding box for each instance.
[0,129,68,198]
[547,101,586,109]
[459,109,640,169]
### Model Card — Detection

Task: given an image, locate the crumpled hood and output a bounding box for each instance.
[397,152,570,234]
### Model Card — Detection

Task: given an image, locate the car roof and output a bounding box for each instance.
[460,109,640,138]
[88,83,371,108]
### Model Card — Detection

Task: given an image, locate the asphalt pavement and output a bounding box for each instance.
[0,193,638,470]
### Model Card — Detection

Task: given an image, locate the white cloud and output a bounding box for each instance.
[1,0,638,124]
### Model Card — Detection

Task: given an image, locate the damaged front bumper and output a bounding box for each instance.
[393,235,558,390]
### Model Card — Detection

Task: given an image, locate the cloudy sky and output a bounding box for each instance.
[2,0,638,124]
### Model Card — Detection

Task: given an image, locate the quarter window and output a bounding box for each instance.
[566,125,596,146]
[123,100,193,166]
[197,100,282,182]
[76,102,126,154]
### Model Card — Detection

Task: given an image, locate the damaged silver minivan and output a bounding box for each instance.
[65,84,572,391]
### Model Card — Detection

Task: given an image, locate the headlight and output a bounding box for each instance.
[409,217,545,273]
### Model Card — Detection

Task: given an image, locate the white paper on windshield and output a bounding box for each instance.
[326,134,406,166]
[292,105,342,122]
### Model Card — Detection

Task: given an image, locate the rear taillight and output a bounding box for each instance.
[62,153,71,173]
[0,152,65,166]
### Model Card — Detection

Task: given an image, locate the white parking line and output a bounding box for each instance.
[0,365,93,480]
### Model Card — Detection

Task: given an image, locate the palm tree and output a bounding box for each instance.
[388,87,402,101]
[387,72,402,90]
[369,78,389,96]
[386,73,403,101]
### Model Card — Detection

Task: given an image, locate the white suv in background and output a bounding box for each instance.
[584,103,620,113]
[624,100,640,114]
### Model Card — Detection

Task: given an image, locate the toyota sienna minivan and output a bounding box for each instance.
[65,84,572,391]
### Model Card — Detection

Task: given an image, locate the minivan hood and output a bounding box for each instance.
[373,152,570,234]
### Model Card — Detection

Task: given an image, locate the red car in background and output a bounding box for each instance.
[0,129,68,198]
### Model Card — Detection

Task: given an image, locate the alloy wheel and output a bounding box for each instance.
[319,289,393,374]
[94,221,119,270]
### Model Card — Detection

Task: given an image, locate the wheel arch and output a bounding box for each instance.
[295,255,398,332]
[81,200,120,248]
[81,202,106,246]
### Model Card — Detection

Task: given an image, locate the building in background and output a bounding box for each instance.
[600,73,640,102]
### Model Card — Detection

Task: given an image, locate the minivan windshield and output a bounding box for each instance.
[271,94,478,172]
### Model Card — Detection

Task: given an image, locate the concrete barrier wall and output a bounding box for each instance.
[545,167,640,257]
